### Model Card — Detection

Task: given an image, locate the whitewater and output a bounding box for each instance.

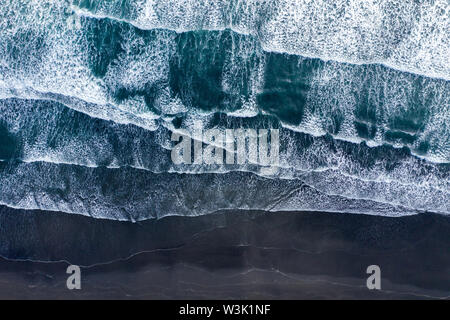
[0,0,448,220]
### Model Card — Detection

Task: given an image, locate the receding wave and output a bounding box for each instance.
[0,160,429,220]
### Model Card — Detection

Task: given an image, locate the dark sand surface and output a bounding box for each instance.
[0,205,449,299]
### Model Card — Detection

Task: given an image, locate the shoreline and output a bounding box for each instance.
[0,205,449,299]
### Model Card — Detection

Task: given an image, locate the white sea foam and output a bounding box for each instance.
[0,0,175,129]
[0,161,422,221]
[0,98,448,218]
[73,0,450,80]
[0,0,448,163]
[0,1,448,220]
[300,61,450,163]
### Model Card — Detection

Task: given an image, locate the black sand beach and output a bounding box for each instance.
[0,205,448,299]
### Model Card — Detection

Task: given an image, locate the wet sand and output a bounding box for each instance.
[0,205,449,299]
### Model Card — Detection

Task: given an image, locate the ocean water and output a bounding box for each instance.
[0,0,448,221]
